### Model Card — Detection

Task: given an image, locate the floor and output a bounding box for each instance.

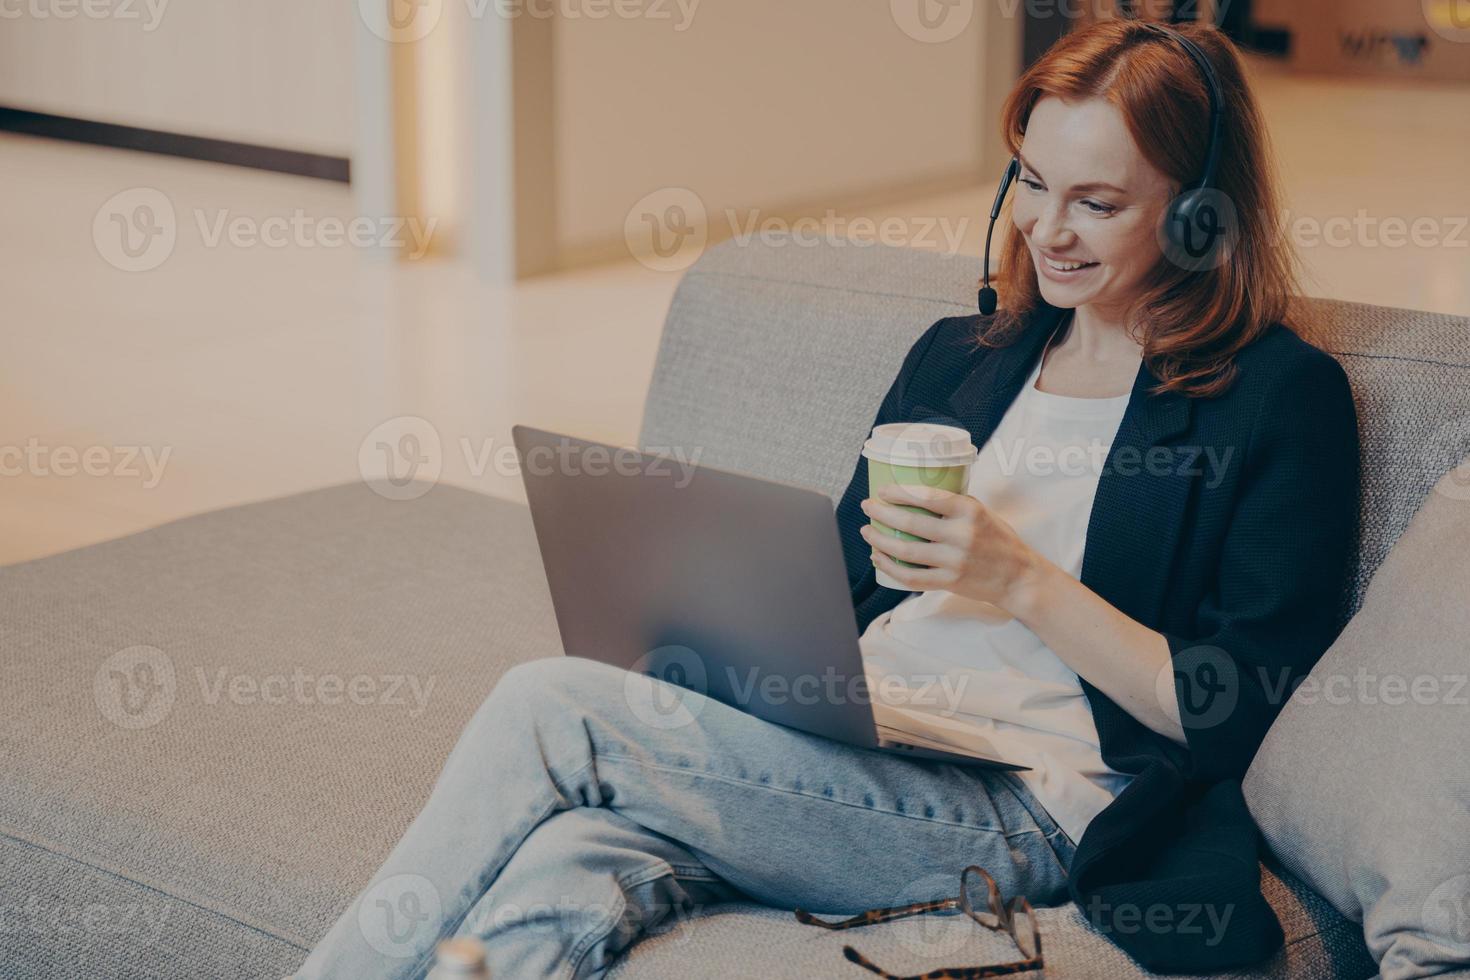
[3,59,1468,567]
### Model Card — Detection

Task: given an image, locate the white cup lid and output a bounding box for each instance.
[862,422,976,466]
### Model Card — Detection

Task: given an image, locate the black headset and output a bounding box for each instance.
[978,22,1227,316]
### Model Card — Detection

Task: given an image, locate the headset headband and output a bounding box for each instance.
[1139,22,1224,192]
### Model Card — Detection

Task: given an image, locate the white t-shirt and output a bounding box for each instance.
[859,347,1137,846]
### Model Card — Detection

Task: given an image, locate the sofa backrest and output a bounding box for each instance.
[638,238,1470,619]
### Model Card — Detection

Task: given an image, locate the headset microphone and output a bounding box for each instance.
[977,156,1020,316]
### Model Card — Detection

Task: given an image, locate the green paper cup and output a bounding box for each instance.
[862,422,976,590]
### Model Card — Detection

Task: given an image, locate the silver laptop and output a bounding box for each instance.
[511,424,1027,772]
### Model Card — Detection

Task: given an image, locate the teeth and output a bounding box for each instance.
[1044,256,1093,271]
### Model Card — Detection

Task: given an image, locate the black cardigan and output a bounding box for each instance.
[835,302,1360,972]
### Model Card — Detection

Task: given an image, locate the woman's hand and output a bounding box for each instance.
[859,480,1187,745]
[859,483,1050,613]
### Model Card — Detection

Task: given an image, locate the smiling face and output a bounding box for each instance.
[1011,95,1175,320]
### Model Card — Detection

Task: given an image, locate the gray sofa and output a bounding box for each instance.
[5,238,1468,979]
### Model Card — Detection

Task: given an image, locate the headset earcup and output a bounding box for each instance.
[1162,187,1233,270]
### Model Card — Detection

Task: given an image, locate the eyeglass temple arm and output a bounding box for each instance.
[793,897,959,930]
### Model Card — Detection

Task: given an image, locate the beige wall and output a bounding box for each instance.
[553,0,1002,257]
[0,1,355,156]
[0,2,1016,276]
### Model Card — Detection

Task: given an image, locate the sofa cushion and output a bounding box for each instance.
[1,483,1370,979]
[1244,461,1470,978]
[0,483,564,979]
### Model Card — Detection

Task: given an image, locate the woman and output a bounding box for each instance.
[302,19,1358,979]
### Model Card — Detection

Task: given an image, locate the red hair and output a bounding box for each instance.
[976,19,1298,398]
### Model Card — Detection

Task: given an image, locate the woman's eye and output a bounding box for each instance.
[1080,199,1116,215]
[1019,176,1044,191]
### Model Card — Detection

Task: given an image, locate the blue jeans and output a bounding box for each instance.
[297,657,1077,979]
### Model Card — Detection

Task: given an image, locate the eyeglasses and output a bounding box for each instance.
[792,865,1043,980]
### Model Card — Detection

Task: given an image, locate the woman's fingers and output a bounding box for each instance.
[860,525,949,567]
[860,494,952,539]
[875,483,966,515]
[869,544,949,591]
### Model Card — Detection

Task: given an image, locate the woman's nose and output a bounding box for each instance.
[1028,202,1074,249]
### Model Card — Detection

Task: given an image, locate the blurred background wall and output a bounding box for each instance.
[0,2,357,156]
[0,0,1021,276]
[551,2,1011,265]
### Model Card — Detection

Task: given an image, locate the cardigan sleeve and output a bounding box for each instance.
[834,317,950,600]
[1164,351,1360,782]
